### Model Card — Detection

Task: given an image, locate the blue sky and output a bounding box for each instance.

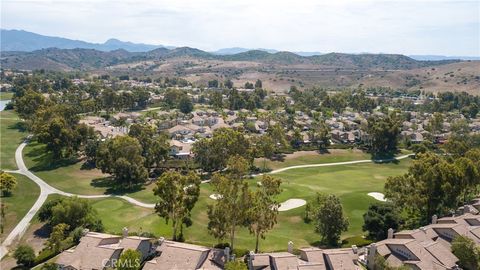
[2,0,479,56]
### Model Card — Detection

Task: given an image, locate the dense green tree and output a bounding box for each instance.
[38,196,103,232]
[244,82,254,89]
[178,96,193,114]
[96,136,148,186]
[362,203,403,241]
[306,193,349,247]
[85,139,100,165]
[128,124,169,169]
[0,171,17,196]
[248,175,282,253]
[32,105,94,158]
[192,128,252,171]
[427,112,444,133]
[208,79,219,88]
[255,79,262,89]
[310,120,331,151]
[224,79,234,89]
[455,157,480,203]
[209,91,224,108]
[267,124,288,154]
[14,89,47,120]
[385,152,463,227]
[255,135,275,171]
[13,245,35,267]
[116,249,142,270]
[153,171,201,241]
[47,223,70,253]
[207,156,252,251]
[451,236,480,270]
[367,112,401,156]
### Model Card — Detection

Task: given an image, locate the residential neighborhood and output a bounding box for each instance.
[1,1,480,270]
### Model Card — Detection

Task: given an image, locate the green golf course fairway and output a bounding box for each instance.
[0,173,40,242]
[0,110,26,170]
[92,159,411,252]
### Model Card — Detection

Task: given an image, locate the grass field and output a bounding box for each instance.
[92,159,411,251]
[0,92,14,101]
[0,173,40,243]
[0,110,26,170]
[254,149,371,170]
[23,141,109,195]
[18,137,412,251]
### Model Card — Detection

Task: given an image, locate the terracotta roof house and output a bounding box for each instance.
[366,200,480,270]
[248,245,360,270]
[143,239,225,270]
[56,231,153,270]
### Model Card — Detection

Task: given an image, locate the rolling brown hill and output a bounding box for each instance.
[1,47,478,94]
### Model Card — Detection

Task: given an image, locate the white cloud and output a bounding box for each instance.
[1,0,479,55]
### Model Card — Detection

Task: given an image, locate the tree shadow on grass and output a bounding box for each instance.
[318,148,331,154]
[8,121,27,133]
[25,142,78,172]
[90,177,146,196]
[33,223,51,239]
[270,153,286,162]
[308,240,339,249]
[370,149,405,165]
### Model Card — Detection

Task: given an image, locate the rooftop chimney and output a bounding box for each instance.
[432,214,438,224]
[159,237,165,245]
[351,245,358,254]
[122,227,129,238]
[287,241,294,253]
[224,247,230,262]
[387,228,394,239]
[247,251,255,270]
[367,244,377,270]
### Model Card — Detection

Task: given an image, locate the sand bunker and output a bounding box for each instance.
[278,199,307,211]
[209,194,223,200]
[368,192,387,202]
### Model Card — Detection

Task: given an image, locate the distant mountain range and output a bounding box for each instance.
[0,29,174,52]
[1,47,460,72]
[2,29,478,61]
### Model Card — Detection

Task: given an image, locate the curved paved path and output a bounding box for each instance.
[0,139,413,258]
[0,140,156,258]
[252,154,413,177]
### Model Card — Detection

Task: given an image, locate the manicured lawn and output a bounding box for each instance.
[0,92,14,100]
[19,137,412,251]
[92,159,412,252]
[0,110,26,170]
[23,141,109,195]
[254,149,371,170]
[0,173,40,242]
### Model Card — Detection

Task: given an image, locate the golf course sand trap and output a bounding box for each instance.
[278,199,307,211]
[368,192,387,202]
[209,194,223,200]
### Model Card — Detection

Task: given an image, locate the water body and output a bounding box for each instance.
[0,100,11,111]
